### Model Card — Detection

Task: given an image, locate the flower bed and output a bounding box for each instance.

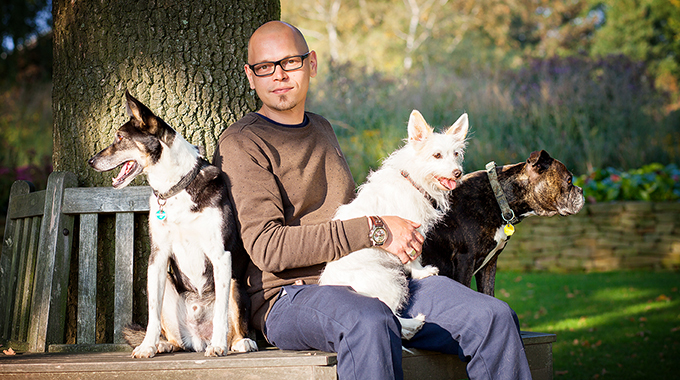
[575,163,680,203]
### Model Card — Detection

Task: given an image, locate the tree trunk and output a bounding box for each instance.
[52,0,280,344]
[52,0,280,187]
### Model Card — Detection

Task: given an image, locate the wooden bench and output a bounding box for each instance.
[1,171,556,379]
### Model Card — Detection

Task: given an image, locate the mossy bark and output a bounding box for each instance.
[52,0,280,186]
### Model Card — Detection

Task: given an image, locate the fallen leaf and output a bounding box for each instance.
[3,347,15,356]
[656,294,671,302]
[555,370,569,376]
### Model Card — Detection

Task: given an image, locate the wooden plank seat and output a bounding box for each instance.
[1,171,556,379]
[0,332,555,380]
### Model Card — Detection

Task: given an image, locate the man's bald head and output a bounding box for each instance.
[243,21,317,124]
[248,21,309,64]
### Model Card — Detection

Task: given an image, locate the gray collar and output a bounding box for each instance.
[485,161,520,225]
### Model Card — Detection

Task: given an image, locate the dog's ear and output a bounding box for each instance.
[526,150,554,174]
[445,112,469,141]
[407,110,433,142]
[125,91,160,134]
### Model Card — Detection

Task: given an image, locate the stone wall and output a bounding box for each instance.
[497,202,680,272]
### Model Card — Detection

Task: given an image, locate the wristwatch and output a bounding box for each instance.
[368,216,388,247]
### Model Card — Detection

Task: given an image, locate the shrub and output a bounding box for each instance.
[575,163,680,203]
[309,56,679,185]
[0,157,52,214]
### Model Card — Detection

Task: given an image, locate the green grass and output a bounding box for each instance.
[487,271,680,379]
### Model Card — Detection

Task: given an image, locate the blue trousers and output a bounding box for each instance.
[265,275,532,380]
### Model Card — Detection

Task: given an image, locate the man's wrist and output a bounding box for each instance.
[368,216,388,247]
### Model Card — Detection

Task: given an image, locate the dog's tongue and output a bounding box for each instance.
[438,177,457,190]
[112,161,135,185]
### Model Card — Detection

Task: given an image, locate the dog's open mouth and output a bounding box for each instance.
[112,160,140,188]
[436,176,458,191]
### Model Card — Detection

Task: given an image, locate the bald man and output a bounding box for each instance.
[214,21,531,380]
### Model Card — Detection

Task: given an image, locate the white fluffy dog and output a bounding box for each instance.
[319,110,469,339]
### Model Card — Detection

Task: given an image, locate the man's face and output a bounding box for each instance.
[245,31,317,118]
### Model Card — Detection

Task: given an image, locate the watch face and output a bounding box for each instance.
[373,227,387,245]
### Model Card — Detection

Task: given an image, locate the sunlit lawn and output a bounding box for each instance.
[489,271,680,379]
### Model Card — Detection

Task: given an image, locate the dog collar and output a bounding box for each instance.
[153,161,207,220]
[400,170,438,208]
[485,161,520,229]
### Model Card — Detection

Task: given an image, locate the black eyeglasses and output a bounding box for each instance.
[248,52,311,77]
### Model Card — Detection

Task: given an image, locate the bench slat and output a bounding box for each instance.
[78,213,98,345]
[1,181,40,345]
[28,171,78,352]
[7,190,46,219]
[17,216,41,341]
[1,219,23,340]
[62,187,152,214]
[10,217,36,341]
[114,212,135,344]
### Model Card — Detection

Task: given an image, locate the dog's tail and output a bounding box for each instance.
[122,323,147,347]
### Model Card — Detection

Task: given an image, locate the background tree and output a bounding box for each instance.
[52,0,280,187]
[1,0,50,53]
[589,0,680,109]
[281,0,678,181]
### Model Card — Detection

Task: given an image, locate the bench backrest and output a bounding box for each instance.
[0,171,151,352]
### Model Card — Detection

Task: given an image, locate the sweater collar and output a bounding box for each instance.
[256,112,310,128]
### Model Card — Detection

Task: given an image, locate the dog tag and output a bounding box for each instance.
[504,223,515,236]
[156,210,167,221]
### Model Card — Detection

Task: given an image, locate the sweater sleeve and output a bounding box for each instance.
[216,127,369,274]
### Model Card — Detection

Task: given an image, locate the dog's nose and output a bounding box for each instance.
[453,169,462,179]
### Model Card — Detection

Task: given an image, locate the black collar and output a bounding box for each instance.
[153,161,206,200]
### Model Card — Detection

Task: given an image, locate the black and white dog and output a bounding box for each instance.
[422,150,584,296]
[89,91,257,357]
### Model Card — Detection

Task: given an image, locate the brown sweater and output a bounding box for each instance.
[214,112,371,332]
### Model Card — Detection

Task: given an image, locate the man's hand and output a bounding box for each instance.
[375,215,423,264]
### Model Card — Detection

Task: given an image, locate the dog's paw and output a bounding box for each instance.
[231,338,258,353]
[399,314,426,340]
[156,341,177,354]
[131,344,158,358]
[205,345,229,357]
[411,265,439,280]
